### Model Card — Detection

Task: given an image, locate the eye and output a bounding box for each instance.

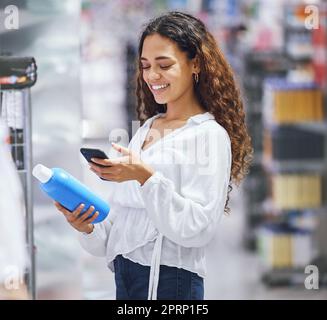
[160,65,171,70]
[141,65,150,70]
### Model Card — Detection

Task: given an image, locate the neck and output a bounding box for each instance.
[164,88,205,121]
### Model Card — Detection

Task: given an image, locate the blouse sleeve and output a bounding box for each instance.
[139,127,232,248]
[78,215,113,257]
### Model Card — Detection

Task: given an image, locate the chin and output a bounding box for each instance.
[154,97,169,104]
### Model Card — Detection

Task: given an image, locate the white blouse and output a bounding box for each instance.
[78,111,232,299]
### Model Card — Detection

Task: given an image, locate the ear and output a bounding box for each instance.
[191,56,201,74]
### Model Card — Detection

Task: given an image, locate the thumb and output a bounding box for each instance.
[111,142,131,156]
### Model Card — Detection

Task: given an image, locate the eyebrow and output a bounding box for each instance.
[140,56,173,61]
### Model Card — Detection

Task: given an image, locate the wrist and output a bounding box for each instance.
[82,224,94,234]
[138,165,154,186]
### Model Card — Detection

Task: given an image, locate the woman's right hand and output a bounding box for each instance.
[54,202,99,234]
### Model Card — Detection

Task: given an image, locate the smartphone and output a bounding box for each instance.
[80,148,109,167]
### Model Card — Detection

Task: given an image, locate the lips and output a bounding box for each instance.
[149,83,170,95]
[151,83,169,89]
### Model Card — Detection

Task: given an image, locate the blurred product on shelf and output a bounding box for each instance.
[312,3,327,88]
[0,57,37,90]
[258,224,313,269]
[263,80,324,124]
[272,174,322,210]
[264,126,325,161]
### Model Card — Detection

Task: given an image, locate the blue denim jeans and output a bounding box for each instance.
[113,255,204,300]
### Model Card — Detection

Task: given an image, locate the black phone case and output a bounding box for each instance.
[80,148,109,168]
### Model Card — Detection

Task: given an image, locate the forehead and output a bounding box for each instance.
[141,34,186,61]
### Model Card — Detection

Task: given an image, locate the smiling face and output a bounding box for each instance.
[141,33,199,105]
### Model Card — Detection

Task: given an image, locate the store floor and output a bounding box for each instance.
[81,187,327,300]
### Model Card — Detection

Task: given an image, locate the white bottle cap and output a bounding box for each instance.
[32,164,53,183]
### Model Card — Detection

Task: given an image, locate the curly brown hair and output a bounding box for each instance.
[135,11,253,214]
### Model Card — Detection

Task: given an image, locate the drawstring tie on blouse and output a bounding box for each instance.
[147,233,163,300]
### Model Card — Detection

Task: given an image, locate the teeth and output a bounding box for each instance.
[151,84,169,90]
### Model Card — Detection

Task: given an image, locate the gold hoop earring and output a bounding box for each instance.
[194,73,199,84]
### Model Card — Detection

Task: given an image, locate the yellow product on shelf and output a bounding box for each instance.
[311,175,322,208]
[272,175,283,209]
[284,234,292,268]
[302,175,317,208]
[304,174,322,208]
[272,233,292,268]
[296,175,302,208]
[299,175,307,209]
[272,234,282,268]
[302,175,312,209]
[272,87,324,124]
[284,90,292,123]
[285,175,297,209]
[306,90,313,121]
[258,229,274,268]
[293,175,301,209]
[273,91,282,123]
[263,129,272,162]
[308,175,315,208]
[314,89,324,121]
[285,175,292,209]
[272,174,323,210]
[303,90,313,122]
[295,90,303,122]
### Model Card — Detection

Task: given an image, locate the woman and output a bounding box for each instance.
[55,11,253,300]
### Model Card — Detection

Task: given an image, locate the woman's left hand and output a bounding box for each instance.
[89,143,155,186]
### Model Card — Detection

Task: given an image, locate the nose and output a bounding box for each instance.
[148,69,161,82]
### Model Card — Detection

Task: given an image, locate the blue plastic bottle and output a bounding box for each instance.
[32,164,110,224]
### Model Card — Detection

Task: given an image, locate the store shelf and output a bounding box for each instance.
[265,121,327,134]
[262,159,326,173]
[261,198,327,215]
[250,153,263,167]
[292,122,327,134]
[262,268,309,287]
[262,266,327,288]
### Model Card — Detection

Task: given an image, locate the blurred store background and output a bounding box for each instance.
[0,0,327,299]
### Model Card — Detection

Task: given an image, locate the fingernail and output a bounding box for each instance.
[80,204,85,208]
[95,211,99,215]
